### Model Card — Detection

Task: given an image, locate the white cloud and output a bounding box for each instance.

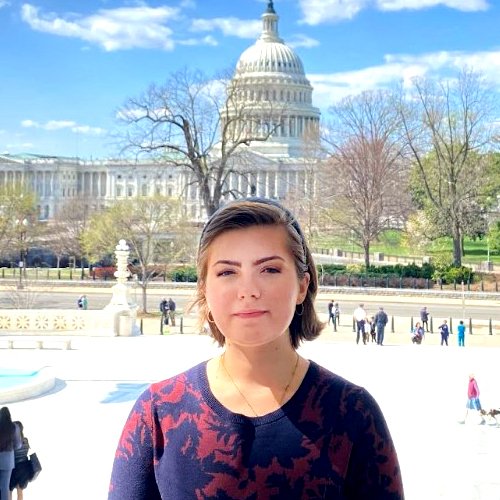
[21,119,106,134]
[299,0,369,24]
[378,0,489,11]
[179,35,218,46]
[298,0,489,25]
[287,34,320,49]
[190,17,261,39]
[45,120,77,130]
[21,119,40,128]
[0,1,10,9]
[308,48,500,109]
[6,143,35,150]
[21,3,180,51]
[179,0,196,8]
[71,126,106,135]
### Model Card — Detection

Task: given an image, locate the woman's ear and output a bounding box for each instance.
[297,272,310,303]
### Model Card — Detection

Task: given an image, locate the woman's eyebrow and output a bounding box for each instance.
[254,255,284,266]
[212,255,284,267]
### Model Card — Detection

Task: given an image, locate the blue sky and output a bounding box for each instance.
[1,0,499,158]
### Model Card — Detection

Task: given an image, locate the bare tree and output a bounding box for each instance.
[82,196,192,312]
[398,68,499,266]
[324,90,411,268]
[117,67,286,216]
[45,196,95,277]
[283,128,328,240]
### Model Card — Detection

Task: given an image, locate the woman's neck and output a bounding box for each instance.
[207,334,308,417]
[222,336,297,386]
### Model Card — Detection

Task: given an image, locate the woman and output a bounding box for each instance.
[438,319,450,346]
[0,407,21,500]
[458,374,485,425]
[411,322,425,344]
[109,198,404,499]
[9,422,31,500]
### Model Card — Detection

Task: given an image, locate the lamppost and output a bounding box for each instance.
[15,218,28,289]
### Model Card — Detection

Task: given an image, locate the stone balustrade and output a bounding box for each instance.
[0,309,135,337]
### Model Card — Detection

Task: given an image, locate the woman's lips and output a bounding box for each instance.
[234,310,267,318]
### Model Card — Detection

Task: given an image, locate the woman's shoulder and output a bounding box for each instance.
[305,362,387,434]
[138,361,206,404]
[310,362,371,407]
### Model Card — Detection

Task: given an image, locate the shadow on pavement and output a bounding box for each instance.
[100,382,150,404]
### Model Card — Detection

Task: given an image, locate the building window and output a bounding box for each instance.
[127,186,133,197]
[167,187,172,196]
[141,184,148,196]
[116,186,123,197]
[155,186,161,196]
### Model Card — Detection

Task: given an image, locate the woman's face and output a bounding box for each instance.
[204,225,309,348]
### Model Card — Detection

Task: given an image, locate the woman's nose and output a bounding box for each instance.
[237,274,261,299]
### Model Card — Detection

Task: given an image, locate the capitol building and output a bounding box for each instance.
[0,1,320,222]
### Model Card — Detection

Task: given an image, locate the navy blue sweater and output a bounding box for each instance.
[109,360,404,499]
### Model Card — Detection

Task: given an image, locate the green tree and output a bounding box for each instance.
[0,184,37,265]
[399,69,499,265]
[82,196,193,312]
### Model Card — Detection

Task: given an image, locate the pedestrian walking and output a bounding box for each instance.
[168,298,176,327]
[327,299,335,325]
[374,307,388,346]
[369,316,376,343]
[457,320,466,347]
[420,306,429,332]
[438,319,450,346]
[334,302,340,326]
[353,304,366,345]
[81,295,88,310]
[0,407,22,500]
[159,297,169,325]
[109,198,404,500]
[363,318,372,344]
[77,295,84,309]
[9,421,32,500]
[458,374,485,425]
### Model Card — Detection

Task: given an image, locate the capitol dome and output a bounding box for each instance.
[227,0,320,158]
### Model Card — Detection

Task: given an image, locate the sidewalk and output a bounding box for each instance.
[4,334,500,500]
[141,312,500,348]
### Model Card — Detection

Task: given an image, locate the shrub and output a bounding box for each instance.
[91,266,116,280]
[432,265,474,284]
[169,266,197,282]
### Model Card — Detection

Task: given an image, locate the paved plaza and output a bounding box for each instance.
[3,334,500,500]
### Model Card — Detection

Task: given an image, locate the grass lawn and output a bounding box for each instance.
[311,230,500,265]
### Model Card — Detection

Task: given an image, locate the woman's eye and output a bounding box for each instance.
[263,267,281,274]
[217,269,235,277]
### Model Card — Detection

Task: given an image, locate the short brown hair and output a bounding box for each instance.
[190,198,323,348]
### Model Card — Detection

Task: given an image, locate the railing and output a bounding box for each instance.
[0,309,128,336]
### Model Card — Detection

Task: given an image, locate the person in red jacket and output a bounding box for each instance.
[458,374,486,425]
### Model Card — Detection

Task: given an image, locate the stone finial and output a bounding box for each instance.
[116,239,129,251]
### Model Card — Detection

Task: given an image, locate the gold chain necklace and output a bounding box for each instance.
[220,351,300,417]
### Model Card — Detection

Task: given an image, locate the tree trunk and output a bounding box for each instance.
[452,224,462,266]
[141,285,147,313]
[364,241,370,270]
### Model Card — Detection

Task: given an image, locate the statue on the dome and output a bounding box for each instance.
[266,0,276,14]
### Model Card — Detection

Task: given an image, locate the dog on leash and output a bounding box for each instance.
[478,408,500,426]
